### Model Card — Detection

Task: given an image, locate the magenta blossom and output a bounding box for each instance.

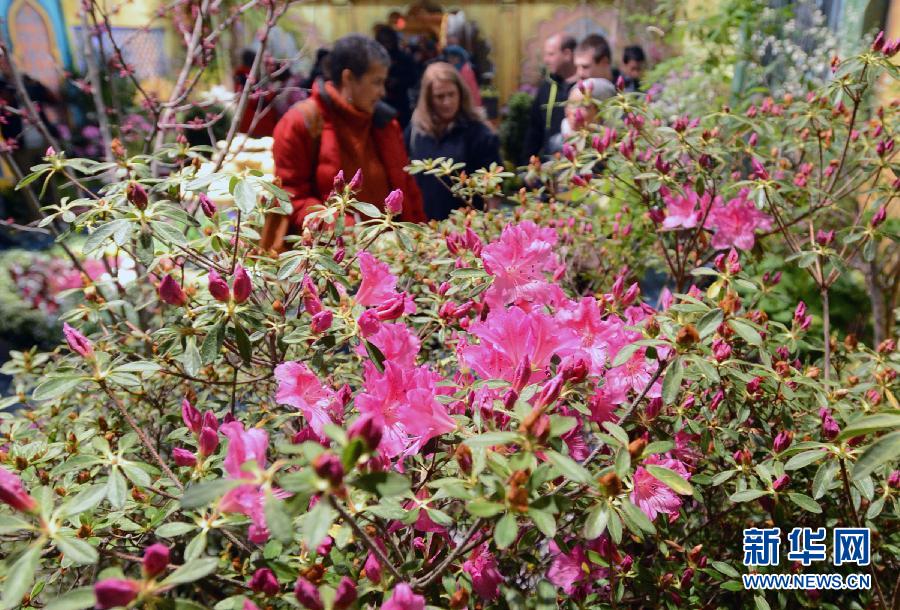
[704,189,773,250]
[63,322,94,358]
[354,322,420,368]
[94,579,141,610]
[463,543,504,600]
[219,421,278,543]
[382,583,425,610]
[355,251,400,306]
[0,467,37,513]
[274,362,340,436]
[631,454,692,522]
[481,221,564,308]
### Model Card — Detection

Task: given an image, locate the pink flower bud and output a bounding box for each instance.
[888,470,900,489]
[308,309,332,333]
[199,193,217,218]
[748,132,758,147]
[772,474,790,491]
[333,247,345,263]
[347,415,384,451]
[94,579,141,610]
[332,170,345,191]
[712,338,732,362]
[363,551,382,582]
[873,31,886,52]
[294,577,323,610]
[208,269,230,302]
[815,229,834,246]
[63,322,94,359]
[232,265,252,304]
[512,355,530,393]
[374,293,406,321]
[561,357,588,383]
[821,410,840,440]
[126,181,149,210]
[158,275,187,306]
[142,543,170,578]
[249,567,280,596]
[871,205,887,227]
[198,426,219,456]
[172,448,197,467]
[0,467,37,513]
[773,431,793,453]
[348,168,363,192]
[202,410,219,432]
[384,189,404,214]
[615,74,625,91]
[313,453,344,486]
[181,399,201,434]
[358,309,381,337]
[45,146,56,157]
[333,576,357,610]
[562,143,576,162]
[535,374,564,409]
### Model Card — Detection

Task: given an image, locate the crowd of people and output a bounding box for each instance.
[263,27,646,248]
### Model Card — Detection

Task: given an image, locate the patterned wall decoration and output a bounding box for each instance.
[1,0,71,91]
[70,25,167,81]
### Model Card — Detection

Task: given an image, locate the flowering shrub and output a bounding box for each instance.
[0,36,898,610]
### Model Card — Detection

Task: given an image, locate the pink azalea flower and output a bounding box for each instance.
[463,543,504,600]
[630,454,692,522]
[354,322,421,368]
[547,538,612,598]
[382,583,425,610]
[481,221,561,308]
[705,188,773,250]
[557,297,611,375]
[661,187,711,229]
[462,306,580,383]
[218,421,276,543]
[356,362,455,459]
[355,252,400,306]
[605,347,662,401]
[274,362,340,436]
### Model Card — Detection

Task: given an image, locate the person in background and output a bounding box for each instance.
[374,24,418,127]
[233,48,280,137]
[405,62,501,221]
[547,77,617,156]
[268,34,425,251]
[302,48,331,91]
[621,45,646,92]
[521,33,576,163]
[574,33,614,83]
[442,45,482,108]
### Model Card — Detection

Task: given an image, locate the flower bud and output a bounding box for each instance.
[313,453,344,487]
[598,472,622,496]
[772,474,790,491]
[0,467,38,513]
[158,275,187,306]
[294,577,323,610]
[375,293,406,321]
[249,568,280,596]
[332,170,345,191]
[821,409,840,440]
[561,357,588,383]
[454,444,473,475]
[142,543,170,578]
[871,205,887,228]
[773,431,793,453]
[232,265,252,304]
[512,355,530,393]
[815,229,834,246]
[347,416,381,453]
[202,410,219,432]
[208,269,230,302]
[628,437,647,459]
[888,470,900,489]
[675,324,700,348]
[94,579,140,610]
[615,74,625,91]
[363,551,382,581]
[535,374,564,409]
[348,169,363,192]
[357,309,381,337]
[63,322,94,359]
[562,143,576,162]
[712,338,732,362]
[126,181,148,210]
[384,189,404,215]
[333,576,357,610]
[172,448,197,467]
[199,193,217,218]
[310,310,333,333]
[181,399,201,434]
[198,426,219,456]
[873,31,886,52]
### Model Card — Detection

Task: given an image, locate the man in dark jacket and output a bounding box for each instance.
[521,33,576,164]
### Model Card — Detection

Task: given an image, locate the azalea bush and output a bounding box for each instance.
[0,27,898,610]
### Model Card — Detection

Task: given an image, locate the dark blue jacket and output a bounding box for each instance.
[404,119,501,221]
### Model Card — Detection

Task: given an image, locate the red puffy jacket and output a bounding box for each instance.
[273,79,426,231]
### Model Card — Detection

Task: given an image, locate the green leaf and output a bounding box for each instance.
[2,544,41,609]
[583,505,609,540]
[184,531,207,562]
[264,496,295,544]
[612,343,640,367]
[838,413,900,441]
[106,467,127,508]
[662,357,683,405]
[619,501,655,536]
[60,485,107,518]
[602,422,629,447]
[544,450,591,484]
[529,509,556,538]
[696,308,724,338]
[710,560,740,578]
[151,221,190,248]
[607,508,622,544]
[43,587,96,610]
[180,479,238,509]
[83,219,132,254]
[160,557,219,587]
[32,376,85,401]
[465,432,520,448]
[494,512,517,549]
[156,522,198,538]
[729,489,769,502]
[113,361,163,374]
[784,450,826,471]
[232,180,257,214]
[232,321,252,365]
[352,201,383,218]
[0,514,33,534]
[466,500,504,518]
[853,431,900,480]
[353,472,410,498]
[364,340,385,373]
[646,465,694,495]
[755,594,771,610]
[729,319,762,346]
[182,337,201,378]
[812,460,838,499]
[787,493,822,514]
[200,322,226,365]
[301,499,334,550]
[54,536,98,565]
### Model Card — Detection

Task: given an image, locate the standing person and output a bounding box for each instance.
[573,34,614,83]
[233,49,280,137]
[266,34,425,252]
[442,45,483,108]
[405,62,501,221]
[521,33,576,163]
[621,45,646,92]
[374,25,418,127]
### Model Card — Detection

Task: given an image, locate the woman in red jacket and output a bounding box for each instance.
[270,34,425,248]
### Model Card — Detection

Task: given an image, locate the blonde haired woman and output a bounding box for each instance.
[404,62,501,220]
